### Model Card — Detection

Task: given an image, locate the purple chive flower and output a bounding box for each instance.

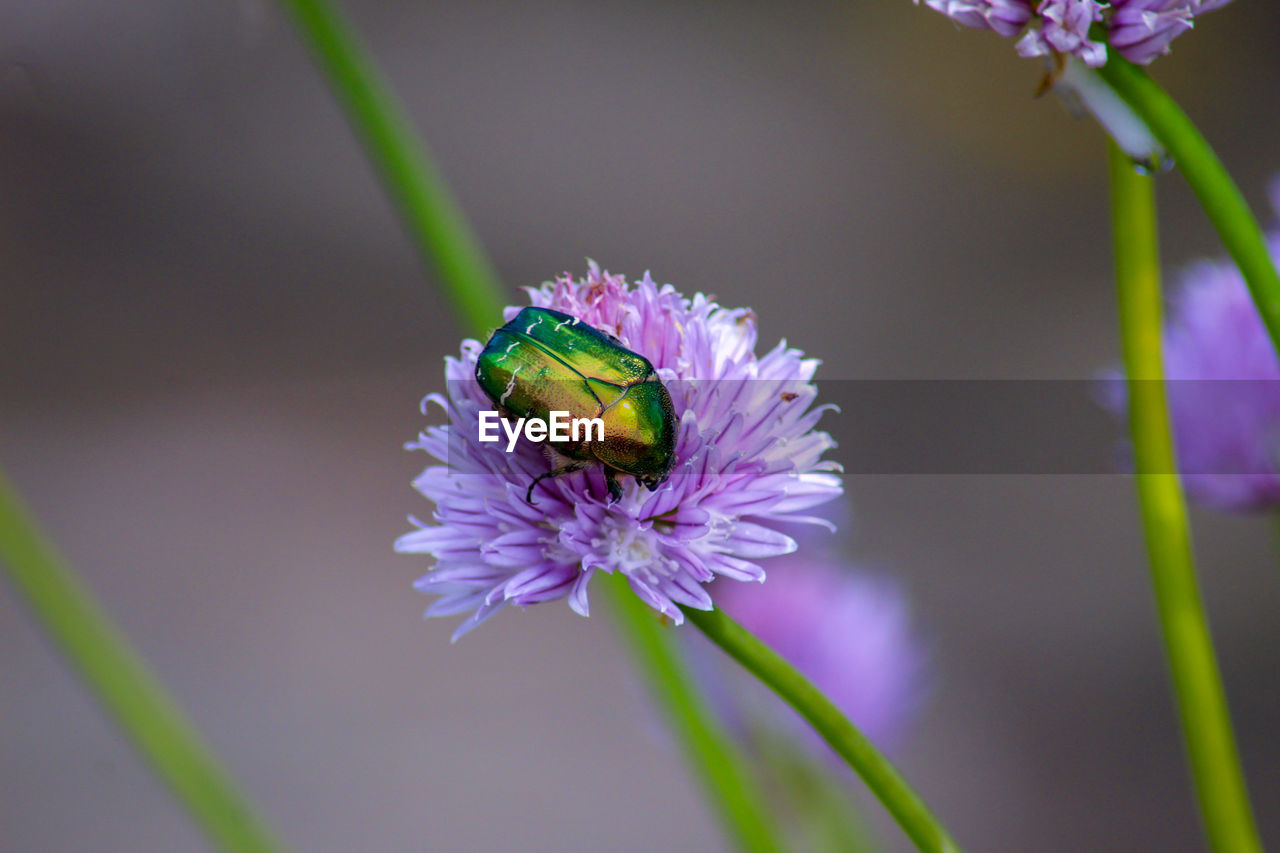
[918,0,1232,66]
[396,264,842,639]
[1106,179,1280,511]
[1162,205,1280,510]
[714,557,929,754]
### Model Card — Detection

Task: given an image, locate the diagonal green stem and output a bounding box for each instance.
[685,606,963,853]
[1098,56,1280,360]
[277,0,507,335]
[603,574,786,853]
[1108,141,1262,853]
[0,472,289,853]
[276,5,786,847]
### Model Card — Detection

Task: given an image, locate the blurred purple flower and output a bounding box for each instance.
[918,0,1230,66]
[1106,178,1280,511]
[715,554,929,753]
[396,264,842,639]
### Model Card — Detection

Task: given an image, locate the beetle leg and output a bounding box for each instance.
[525,463,587,504]
[604,469,623,503]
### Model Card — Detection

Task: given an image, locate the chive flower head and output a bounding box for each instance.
[396,264,842,638]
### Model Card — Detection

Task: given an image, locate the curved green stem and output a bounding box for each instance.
[278,0,507,334]
[685,606,962,853]
[1098,56,1280,359]
[0,473,289,853]
[1108,142,1262,853]
[604,575,786,853]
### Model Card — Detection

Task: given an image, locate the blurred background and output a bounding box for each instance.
[3,1,1279,850]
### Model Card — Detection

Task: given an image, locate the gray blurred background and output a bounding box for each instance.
[2,1,1279,850]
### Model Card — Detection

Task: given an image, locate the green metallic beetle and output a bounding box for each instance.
[475,307,678,503]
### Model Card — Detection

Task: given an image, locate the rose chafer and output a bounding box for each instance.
[475,307,678,502]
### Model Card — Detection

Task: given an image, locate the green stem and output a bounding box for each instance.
[1108,142,1262,853]
[0,473,289,853]
[1097,56,1280,359]
[277,0,507,334]
[753,729,880,853]
[603,574,786,853]
[685,606,962,853]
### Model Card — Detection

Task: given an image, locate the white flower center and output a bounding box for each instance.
[592,517,659,574]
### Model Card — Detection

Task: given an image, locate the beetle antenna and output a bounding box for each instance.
[525,475,547,505]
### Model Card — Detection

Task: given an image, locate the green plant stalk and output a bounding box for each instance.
[1098,56,1280,360]
[604,574,785,853]
[1108,141,1262,853]
[277,0,506,335]
[685,606,962,853]
[0,473,289,853]
[752,727,880,853]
